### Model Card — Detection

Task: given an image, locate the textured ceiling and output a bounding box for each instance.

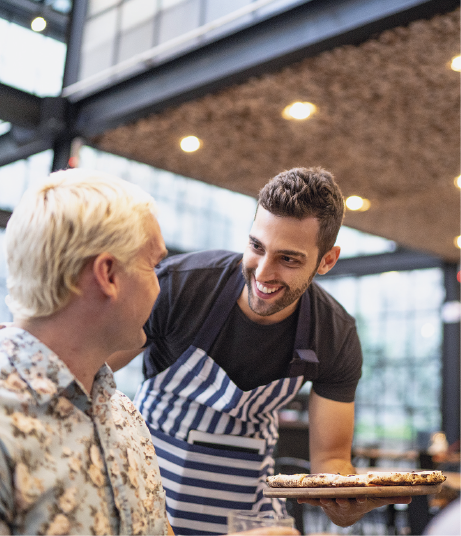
[93,8,460,262]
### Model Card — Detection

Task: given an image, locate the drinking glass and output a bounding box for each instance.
[227,510,295,533]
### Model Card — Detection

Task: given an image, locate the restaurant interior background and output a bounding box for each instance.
[0,0,459,533]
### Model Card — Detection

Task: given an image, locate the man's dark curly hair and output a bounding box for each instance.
[257,167,344,262]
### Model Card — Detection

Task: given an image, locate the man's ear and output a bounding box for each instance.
[317,246,341,275]
[92,253,119,298]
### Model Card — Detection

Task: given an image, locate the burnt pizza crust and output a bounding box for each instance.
[366,471,446,486]
[267,473,368,488]
[266,470,446,488]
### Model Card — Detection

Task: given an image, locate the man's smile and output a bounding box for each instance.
[254,277,284,298]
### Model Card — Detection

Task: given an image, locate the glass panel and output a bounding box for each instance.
[0,161,28,211]
[29,0,73,14]
[88,0,120,17]
[78,146,257,255]
[119,21,155,63]
[120,0,159,32]
[160,0,188,8]
[336,226,396,258]
[204,0,251,21]
[0,152,53,212]
[82,8,118,51]
[79,42,116,79]
[319,267,443,451]
[50,0,73,14]
[0,19,66,96]
[0,121,11,136]
[0,229,12,322]
[113,353,144,400]
[203,0,254,39]
[0,151,53,324]
[157,0,201,44]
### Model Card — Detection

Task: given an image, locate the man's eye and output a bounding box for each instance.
[282,256,296,263]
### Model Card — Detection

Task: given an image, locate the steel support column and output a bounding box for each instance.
[441,263,460,446]
[51,0,88,172]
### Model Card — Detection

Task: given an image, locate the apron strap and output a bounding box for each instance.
[192,264,245,351]
[289,290,320,380]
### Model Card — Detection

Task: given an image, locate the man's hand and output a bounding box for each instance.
[298,496,412,528]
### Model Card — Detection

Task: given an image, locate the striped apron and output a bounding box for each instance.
[135,266,319,536]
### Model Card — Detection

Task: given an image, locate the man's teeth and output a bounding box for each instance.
[256,281,278,294]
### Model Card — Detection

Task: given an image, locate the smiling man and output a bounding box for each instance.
[110,167,410,535]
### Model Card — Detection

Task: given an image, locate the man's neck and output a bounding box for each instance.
[15,312,107,395]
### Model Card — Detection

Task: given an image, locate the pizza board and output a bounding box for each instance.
[263,483,443,499]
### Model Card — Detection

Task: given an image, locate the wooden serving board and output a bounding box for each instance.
[263,483,443,499]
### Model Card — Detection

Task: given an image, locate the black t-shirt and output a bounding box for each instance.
[143,250,362,402]
[210,303,299,391]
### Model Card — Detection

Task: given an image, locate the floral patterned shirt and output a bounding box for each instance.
[0,328,168,536]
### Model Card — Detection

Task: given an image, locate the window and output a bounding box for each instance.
[0,19,66,96]
[318,268,444,451]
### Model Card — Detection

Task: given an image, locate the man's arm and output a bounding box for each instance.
[308,391,355,475]
[300,391,411,528]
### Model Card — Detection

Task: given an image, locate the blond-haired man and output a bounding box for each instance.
[0,169,298,536]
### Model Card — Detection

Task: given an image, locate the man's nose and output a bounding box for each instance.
[255,256,275,281]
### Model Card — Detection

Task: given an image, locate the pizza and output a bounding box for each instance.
[266,470,446,488]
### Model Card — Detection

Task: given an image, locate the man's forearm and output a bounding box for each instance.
[310,457,356,475]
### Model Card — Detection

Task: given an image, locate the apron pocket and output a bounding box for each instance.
[149,427,265,535]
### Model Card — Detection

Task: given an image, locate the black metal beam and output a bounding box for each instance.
[62,0,88,88]
[0,0,68,42]
[0,130,52,167]
[0,83,41,128]
[0,82,68,167]
[72,0,460,138]
[322,248,443,278]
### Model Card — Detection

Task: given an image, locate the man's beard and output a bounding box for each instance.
[241,263,318,317]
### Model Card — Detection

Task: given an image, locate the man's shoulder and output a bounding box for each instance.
[157,249,242,276]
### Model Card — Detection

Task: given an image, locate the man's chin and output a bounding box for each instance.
[248,297,281,318]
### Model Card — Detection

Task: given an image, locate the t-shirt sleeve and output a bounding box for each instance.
[308,283,363,403]
[312,325,363,403]
[142,251,242,378]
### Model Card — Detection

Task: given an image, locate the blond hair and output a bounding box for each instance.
[6,168,158,319]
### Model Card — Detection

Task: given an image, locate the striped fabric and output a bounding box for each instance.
[135,265,307,534]
[136,348,303,535]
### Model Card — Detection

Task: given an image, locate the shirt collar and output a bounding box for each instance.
[0,327,116,405]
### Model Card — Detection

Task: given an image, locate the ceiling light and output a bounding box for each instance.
[450,55,461,72]
[455,236,461,249]
[282,102,317,120]
[345,195,370,211]
[31,16,47,32]
[180,136,200,152]
[455,175,461,188]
